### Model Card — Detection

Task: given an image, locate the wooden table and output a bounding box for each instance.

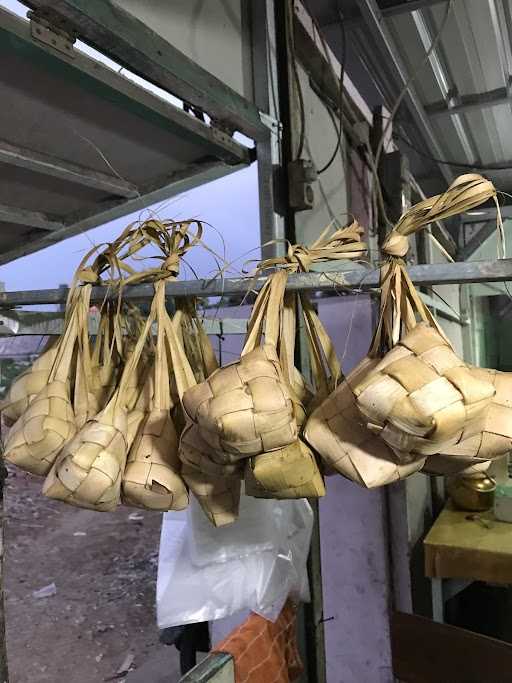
[424,500,512,584]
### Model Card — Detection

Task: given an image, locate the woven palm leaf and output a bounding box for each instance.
[182,272,298,459]
[3,286,91,475]
[122,282,188,511]
[166,301,243,526]
[0,340,59,427]
[431,366,512,461]
[43,294,157,510]
[244,440,326,499]
[182,225,366,505]
[304,357,425,488]
[44,213,209,512]
[353,323,495,456]
[74,308,122,429]
[305,175,500,487]
[179,423,241,527]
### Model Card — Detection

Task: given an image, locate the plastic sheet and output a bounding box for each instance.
[156,493,312,628]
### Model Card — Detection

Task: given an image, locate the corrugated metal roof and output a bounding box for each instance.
[317,0,512,195]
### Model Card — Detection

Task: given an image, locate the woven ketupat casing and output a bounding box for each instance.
[304,357,426,488]
[353,323,495,456]
[437,366,512,461]
[3,286,90,476]
[4,381,77,476]
[179,423,242,526]
[43,299,155,511]
[120,285,190,512]
[244,439,326,499]
[0,343,59,427]
[43,404,129,511]
[422,454,491,477]
[182,344,297,459]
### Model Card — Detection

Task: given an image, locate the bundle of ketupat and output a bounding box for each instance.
[305,174,503,487]
[2,218,221,516]
[42,220,208,512]
[180,222,367,525]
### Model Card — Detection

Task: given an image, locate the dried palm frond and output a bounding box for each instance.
[44,221,203,511]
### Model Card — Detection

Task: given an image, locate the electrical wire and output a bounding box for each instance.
[316,7,346,175]
[394,130,512,171]
[373,0,455,173]
[369,0,455,230]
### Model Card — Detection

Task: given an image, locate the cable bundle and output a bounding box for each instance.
[305,174,503,487]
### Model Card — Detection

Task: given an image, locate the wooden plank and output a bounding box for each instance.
[391,611,512,683]
[0,138,138,198]
[424,501,512,584]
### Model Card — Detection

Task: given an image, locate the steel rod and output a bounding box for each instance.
[0,259,510,307]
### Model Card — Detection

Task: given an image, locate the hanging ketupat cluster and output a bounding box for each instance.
[305,174,509,486]
[2,173,509,526]
[2,219,216,513]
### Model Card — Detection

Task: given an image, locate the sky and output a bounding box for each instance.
[0,0,260,293]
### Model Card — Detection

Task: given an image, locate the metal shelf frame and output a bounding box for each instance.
[0,258,509,307]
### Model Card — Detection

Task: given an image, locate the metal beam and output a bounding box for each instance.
[323,2,447,29]
[463,206,512,224]
[0,204,62,231]
[0,159,247,266]
[381,0,447,18]
[0,139,138,198]
[23,0,266,141]
[2,259,512,306]
[352,0,452,184]
[426,86,512,118]
[458,220,498,261]
[0,310,247,336]
[293,2,373,126]
[0,6,251,166]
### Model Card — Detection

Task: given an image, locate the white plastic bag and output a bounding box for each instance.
[156,493,313,628]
